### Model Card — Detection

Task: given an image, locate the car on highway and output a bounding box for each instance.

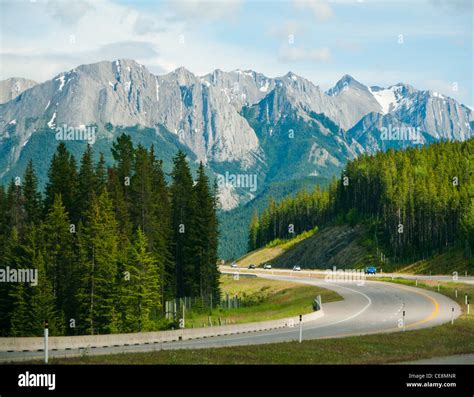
[263,263,272,270]
[292,266,301,272]
[230,263,238,268]
[248,264,256,269]
[364,266,377,274]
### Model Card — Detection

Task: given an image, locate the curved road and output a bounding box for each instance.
[0,275,461,362]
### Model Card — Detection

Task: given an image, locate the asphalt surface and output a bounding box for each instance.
[0,274,461,362]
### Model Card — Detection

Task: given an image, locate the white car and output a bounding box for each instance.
[263,264,272,270]
[230,263,238,268]
[292,266,301,272]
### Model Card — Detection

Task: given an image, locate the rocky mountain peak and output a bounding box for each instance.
[0,77,38,104]
[326,74,368,96]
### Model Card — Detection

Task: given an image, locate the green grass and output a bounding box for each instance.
[38,278,474,364]
[184,275,341,327]
[236,229,317,268]
[393,249,473,275]
[265,227,318,250]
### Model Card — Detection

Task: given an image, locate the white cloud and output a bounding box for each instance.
[293,0,333,21]
[46,0,94,25]
[428,0,472,13]
[268,20,307,41]
[278,46,331,62]
[169,0,244,20]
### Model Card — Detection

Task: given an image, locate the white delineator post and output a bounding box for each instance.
[44,321,49,364]
[451,307,454,325]
[299,314,303,343]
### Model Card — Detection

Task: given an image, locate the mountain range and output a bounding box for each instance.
[0,59,472,257]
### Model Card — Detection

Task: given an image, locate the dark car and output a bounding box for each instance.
[248,264,256,269]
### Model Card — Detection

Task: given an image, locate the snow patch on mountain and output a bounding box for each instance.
[368,86,397,114]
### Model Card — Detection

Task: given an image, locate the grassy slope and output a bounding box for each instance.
[394,249,472,275]
[184,275,341,327]
[238,223,472,275]
[42,279,474,364]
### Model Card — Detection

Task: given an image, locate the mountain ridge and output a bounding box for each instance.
[0,59,472,215]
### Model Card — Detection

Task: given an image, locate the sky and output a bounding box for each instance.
[0,0,472,106]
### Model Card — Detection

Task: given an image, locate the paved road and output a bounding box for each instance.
[0,274,461,362]
[225,266,474,285]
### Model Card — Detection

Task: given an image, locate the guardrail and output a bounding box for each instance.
[0,310,324,353]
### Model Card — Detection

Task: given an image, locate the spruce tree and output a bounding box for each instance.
[45,143,78,221]
[30,251,65,336]
[22,160,42,225]
[170,151,197,297]
[121,228,160,332]
[193,163,220,302]
[43,194,76,330]
[76,190,119,335]
[77,145,97,220]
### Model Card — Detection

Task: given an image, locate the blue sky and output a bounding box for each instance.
[1,0,472,106]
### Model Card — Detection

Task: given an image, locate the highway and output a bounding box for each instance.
[0,272,462,362]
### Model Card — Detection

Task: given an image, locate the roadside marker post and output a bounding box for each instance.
[44,321,49,364]
[415,278,418,286]
[451,307,454,325]
[468,301,470,315]
[455,289,458,298]
[465,294,468,305]
[299,314,303,343]
[402,310,406,331]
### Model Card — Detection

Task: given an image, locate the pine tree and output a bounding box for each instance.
[30,252,65,336]
[95,152,107,195]
[6,178,25,235]
[45,143,78,221]
[9,282,32,336]
[150,147,174,304]
[248,210,259,252]
[121,228,160,332]
[0,228,21,335]
[22,160,42,225]
[76,190,119,335]
[193,163,220,302]
[42,194,76,330]
[170,151,197,297]
[76,145,97,220]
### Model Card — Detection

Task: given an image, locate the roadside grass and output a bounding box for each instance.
[184,275,341,327]
[40,278,474,364]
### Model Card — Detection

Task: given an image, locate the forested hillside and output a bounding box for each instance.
[249,139,474,266]
[0,135,220,336]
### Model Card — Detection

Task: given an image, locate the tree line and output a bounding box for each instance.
[0,134,220,336]
[249,138,473,263]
